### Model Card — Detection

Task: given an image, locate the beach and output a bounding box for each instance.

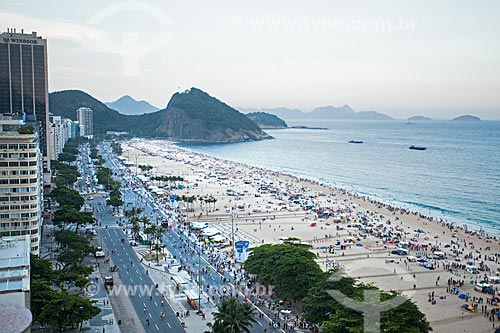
[120,138,500,333]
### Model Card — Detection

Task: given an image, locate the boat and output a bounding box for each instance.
[406,121,415,125]
[409,145,427,150]
[348,140,363,144]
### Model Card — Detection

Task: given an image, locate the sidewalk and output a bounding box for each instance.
[80,264,121,333]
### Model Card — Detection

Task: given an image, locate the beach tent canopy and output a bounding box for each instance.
[202,227,220,237]
[458,294,467,299]
[190,222,208,230]
[210,234,226,242]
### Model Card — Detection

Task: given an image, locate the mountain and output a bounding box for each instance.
[105,95,159,115]
[49,88,271,142]
[407,116,432,121]
[156,88,271,142]
[49,90,162,136]
[354,111,393,120]
[239,107,306,119]
[241,105,393,121]
[451,115,481,122]
[246,112,288,128]
[308,105,355,119]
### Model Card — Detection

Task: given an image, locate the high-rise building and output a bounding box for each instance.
[0,114,43,254]
[76,107,93,139]
[0,29,50,171]
[48,116,75,160]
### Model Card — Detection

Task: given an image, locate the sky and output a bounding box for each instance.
[1,0,500,119]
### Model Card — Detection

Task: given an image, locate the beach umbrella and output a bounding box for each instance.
[458,294,467,299]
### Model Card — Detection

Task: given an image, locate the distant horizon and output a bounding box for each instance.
[51,89,500,121]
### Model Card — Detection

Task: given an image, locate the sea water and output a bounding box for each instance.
[177,120,500,236]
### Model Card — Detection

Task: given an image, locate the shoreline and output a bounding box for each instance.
[173,141,499,239]
[120,138,500,333]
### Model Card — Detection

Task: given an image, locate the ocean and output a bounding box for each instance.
[177,120,500,236]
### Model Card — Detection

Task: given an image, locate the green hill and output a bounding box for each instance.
[246,112,288,128]
[49,88,271,142]
[156,88,271,142]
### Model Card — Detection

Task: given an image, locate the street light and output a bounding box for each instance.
[231,209,236,256]
[197,239,202,314]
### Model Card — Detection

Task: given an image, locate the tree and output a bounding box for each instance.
[38,291,100,330]
[131,222,141,241]
[211,297,256,333]
[54,230,95,269]
[244,242,323,300]
[139,164,153,172]
[52,161,80,187]
[50,187,85,210]
[58,151,77,162]
[31,253,56,283]
[302,270,432,333]
[124,207,144,220]
[107,195,124,211]
[52,206,95,233]
[56,264,92,291]
[31,279,56,322]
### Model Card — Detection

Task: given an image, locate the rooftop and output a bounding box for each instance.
[0,236,30,293]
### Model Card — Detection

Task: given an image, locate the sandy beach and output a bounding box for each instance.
[119,139,500,333]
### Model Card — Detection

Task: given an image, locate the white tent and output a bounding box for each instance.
[202,227,220,237]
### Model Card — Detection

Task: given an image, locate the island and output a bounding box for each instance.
[451,115,481,122]
[407,116,432,121]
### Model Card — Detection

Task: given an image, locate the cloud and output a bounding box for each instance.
[0,12,106,52]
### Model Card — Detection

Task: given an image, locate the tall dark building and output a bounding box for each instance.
[0,29,50,170]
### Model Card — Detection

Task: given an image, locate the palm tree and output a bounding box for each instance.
[152,242,164,265]
[211,297,257,333]
[124,207,144,224]
[131,222,140,241]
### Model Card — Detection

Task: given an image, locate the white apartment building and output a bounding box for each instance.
[48,116,74,160]
[0,115,43,254]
